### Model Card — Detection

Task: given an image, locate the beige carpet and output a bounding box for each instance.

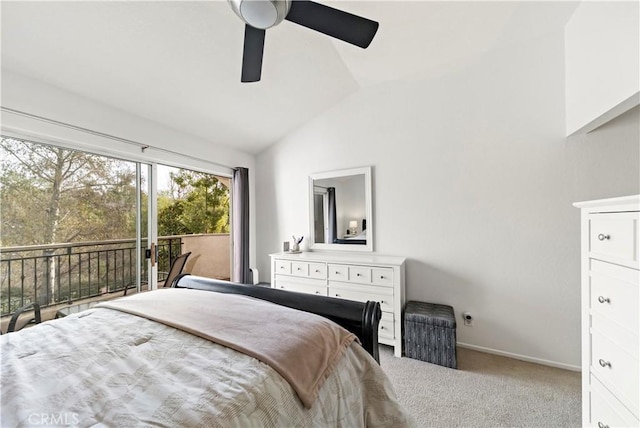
[379,345,581,427]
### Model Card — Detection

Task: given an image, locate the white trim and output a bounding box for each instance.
[573,194,640,211]
[566,91,640,137]
[456,342,582,372]
[135,163,143,294]
[308,166,373,252]
[1,123,233,179]
[148,164,159,290]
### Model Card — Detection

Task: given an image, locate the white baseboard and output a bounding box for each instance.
[456,342,581,372]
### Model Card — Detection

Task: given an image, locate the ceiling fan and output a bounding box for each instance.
[228,0,379,82]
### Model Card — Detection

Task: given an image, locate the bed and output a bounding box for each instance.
[1,275,413,427]
[334,229,367,245]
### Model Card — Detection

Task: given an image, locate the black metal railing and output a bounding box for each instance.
[0,237,182,316]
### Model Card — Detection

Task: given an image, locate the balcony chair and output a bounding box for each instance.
[124,252,191,295]
[159,251,191,288]
[2,302,42,334]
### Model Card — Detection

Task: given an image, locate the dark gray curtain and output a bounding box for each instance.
[232,167,251,284]
[327,187,337,243]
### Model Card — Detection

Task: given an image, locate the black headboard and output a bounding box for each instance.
[173,274,382,363]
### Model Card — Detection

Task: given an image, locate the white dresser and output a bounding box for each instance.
[269,252,406,357]
[574,195,640,428]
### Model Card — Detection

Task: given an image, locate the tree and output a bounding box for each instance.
[1,137,138,304]
[1,138,138,246]
[158,170,229,236]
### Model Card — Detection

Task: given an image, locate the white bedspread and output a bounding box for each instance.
[95,289,358,409]
[1,306,413,427]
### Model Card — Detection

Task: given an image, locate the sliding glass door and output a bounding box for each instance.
[0,136,232,316]
[154,164,231,284]
[0,136,154,313]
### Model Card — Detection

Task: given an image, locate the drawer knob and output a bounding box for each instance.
[315,291,320,294]
[597,296,610,304]
[598,422,609,428]
[335,294,340,297]
[380,276,385,279]
[297,267,301,271]
[380,325,385,330]
[598,359,611,368]
[315,269,320,273]
[279,286,284,289]
[380,300,385,304]
[597,234,610,241]
[356,273,361,277]
[280,266,284,269]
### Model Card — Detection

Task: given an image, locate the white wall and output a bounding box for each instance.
[565,1,640,135]
[256,31,640,369]
[1,70,257,269]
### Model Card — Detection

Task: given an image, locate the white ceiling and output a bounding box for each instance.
[1,1,579,154]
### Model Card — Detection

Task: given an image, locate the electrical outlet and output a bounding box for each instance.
[463,312,473,326]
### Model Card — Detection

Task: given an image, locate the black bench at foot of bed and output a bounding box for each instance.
[173,274,382,363]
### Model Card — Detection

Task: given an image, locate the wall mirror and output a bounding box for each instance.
[308,166,373,252]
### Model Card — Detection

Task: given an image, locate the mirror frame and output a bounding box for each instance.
[308,166,373,252]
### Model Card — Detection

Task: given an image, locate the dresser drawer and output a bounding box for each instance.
[280,261,327,279]
[328,264,348,281]
[591,331,639,415]
[591,375,640,427]
[291,261,308,277]
[349,266,371,283]
[308,262,326,280]
[590,261,639,336]
[379,312,395,340]
[273,277,327,296]
[589,213,640,268]
[371,267,394,287]
[328,284,393,313]
[328,264,373,284]
[592,314,639,360]
[274,259,291,275]
[328,264,394,287]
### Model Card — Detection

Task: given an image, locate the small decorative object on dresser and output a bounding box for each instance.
[574,195,639,428]
[270,252,406,357]
[290,236,303,253]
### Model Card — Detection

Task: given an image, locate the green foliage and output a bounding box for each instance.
[1,137,139,246]
[1,138,229,246]
[157,170,229,236]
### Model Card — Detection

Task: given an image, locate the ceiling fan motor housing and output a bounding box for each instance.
[229,0,291,29]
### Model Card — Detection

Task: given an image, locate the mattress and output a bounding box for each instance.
[1,298,413,427]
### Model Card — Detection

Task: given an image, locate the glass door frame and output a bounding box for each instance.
[146,163,158,291]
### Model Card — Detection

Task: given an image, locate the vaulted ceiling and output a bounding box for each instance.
[1,1,579,154]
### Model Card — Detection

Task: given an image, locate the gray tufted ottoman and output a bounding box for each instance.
[404,301,457,368]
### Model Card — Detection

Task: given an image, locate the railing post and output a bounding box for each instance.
[45,256,51,306]
[168,239,174,271]
[7,260,11,314]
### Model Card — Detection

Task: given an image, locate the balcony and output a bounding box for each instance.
[0,234,230,323]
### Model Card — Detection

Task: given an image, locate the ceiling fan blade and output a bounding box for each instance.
[241,24,265,82]
[285,1,378,49]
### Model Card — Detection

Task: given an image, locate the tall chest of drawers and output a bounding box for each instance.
[574,195,640,427]
[269,252,406,357]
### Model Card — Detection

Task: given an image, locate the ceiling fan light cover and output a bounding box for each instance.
[230,0,291,29]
